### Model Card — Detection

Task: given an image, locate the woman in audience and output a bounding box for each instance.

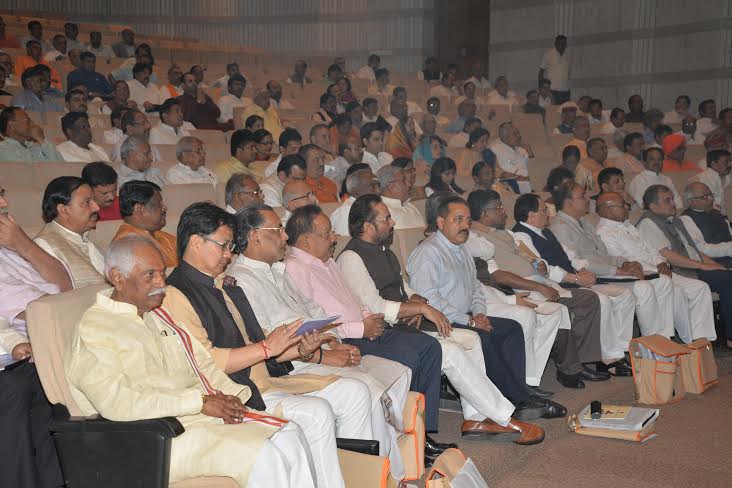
[252,128,276,162]
[544,165,575,217]
[456,127,490,175]
[244,114,264,131]
[414,134,447,172]
[336,76,358,104]
[392,156,427,200]
[425,157,465,196]
[385,116,417,159]
[559,144,581,174]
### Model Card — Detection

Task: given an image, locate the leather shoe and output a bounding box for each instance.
[540,400,567,419]
[597,360,632,377]
[556,370,585,389]
[424,435,457,457]
[580,366,611,381]
[513,397,549,421]
[461,418,545,445]
[526,384,554,398]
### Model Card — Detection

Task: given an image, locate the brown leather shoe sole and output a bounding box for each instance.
[460,419,522,443]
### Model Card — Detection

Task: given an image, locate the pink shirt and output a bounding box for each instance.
[0,247,60,326]
[284,246,369,339]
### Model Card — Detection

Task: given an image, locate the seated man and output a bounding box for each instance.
[378,165,425,229]
[331,167,379,235]
[111,109,162,162]
[628,147,684,209]
[0,106,61,161]
[263,128,304,178]
[216,73,251,125]
[548,182,676,371]
[67,51,112,99]
[159,64,183,99]
[118,135,166,187]
[241,89,283,140]
[227,204,411,478]
[488,122,532,194]
[82,162,122,221]
[34,176,106,288]
[67,235,316,487]
[261,154,307,208]
[215,129,262,184]
[300,144,339,203]
[361,98,392,133]
[511,192,637,376]
[126,62,161,111]
[178,71,227,131]
[467,190,606,387]
[638,185,732,347]
[681,181,732,265]
[0,185,69,488]
[149,98,194,145]
[596,167,638,215]
[112,181,177,266]
[281,180,318,223]
[166,136,218,186]
[103,80,138,115]
[340,195,556,436]
[10,65,63,113]
[284,205,465,451]
[14,40,62,90]
[56,112,111,162]
[224,173,264,214]
[596,191,716,343]
[690,149,731,214]
[563,116,590,159]
[361,123,394,173]
[164,203,370,487]
[661,133,701,172]
[326,135,364,188]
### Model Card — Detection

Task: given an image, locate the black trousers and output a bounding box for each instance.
[0,361,63,488]
[697,269,732,338]
[551,89,571,104]
[345,327,442,432]
[452,316,529,404]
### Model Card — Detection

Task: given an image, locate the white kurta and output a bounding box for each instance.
[217,94,252,123]
[337,247,515,426]
[166,162,218,186]
[381,195,425,230]
[56,140,110,163]
[149,122,194,145]
[679,213,732,258]
[126,79,162,108]
[362,151,393,174]
[330,197,355,236]
[226,255,410,480]
[628,170,684,211]
[488,140,532,193]
[261,173,286,208]
[66,290,315,487]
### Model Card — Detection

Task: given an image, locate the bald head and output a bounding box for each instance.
[282,180,315,211]
[596,192,628,222]
[684,181,714,211]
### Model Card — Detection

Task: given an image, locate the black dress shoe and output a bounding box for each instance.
[424,435,457,457]
[597,360,632,377]
[540,400,567,419]
[580,366,611,381]
[526,384,554,398]
[513,397,549,421]
[556,370,586,389]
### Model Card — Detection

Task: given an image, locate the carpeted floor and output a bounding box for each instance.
[428,353,732,487]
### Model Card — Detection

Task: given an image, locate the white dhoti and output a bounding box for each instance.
[424,328,514,426]
[671,273,717,343]
[290,356,410,480]
[481,284,564,386]
[264,377,372,488]
[625,277,675,337]
[591,284,636,359]
[171,418,315,488]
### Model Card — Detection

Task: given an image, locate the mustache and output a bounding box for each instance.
[147,287,166,297]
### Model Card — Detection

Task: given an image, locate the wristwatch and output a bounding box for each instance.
[467,318,476,328]
[297,343,315,362]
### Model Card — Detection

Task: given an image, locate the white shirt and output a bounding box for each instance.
[225,205,236,215]
[111,135,162,163]
[263,154,283,178]
[324,156,351,188]
[638,216,701,261]
[56,140,110,162]
[588,111,610,126]
[599,121,619,135]
[677,130,705,146]
[330,197,355,236]
[381,195,424,229]
[448,132,469,149]
[158,83,183,100]
[465,76,491,90]
[538,94,552,109]
[117,164,166,188]
[696,117,718,136]
[679,213,732,258]
[86,44,115,61]
[628,170,684,209]
[34,221,105,283]
[126,79,162,108]
[488,140,529,176]
[165,162,218,186]
[691,167,730,214]
[484,90,520,108]
[43,49,66,62]
[539,48,570,90]
[148,121,194,145]
[362,150,393,173]
[354,65,376,80]
[103,127,124,145]
[216,94,252,123]
[211,75,230,94]
[595,217,665,272]
[261,173,286,207]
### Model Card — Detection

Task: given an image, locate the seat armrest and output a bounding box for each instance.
[50,403,184,438]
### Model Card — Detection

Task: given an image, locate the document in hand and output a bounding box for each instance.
[295,316,341,336]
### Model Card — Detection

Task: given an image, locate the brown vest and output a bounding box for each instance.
[36,222,107,289]
[471,224,537,278]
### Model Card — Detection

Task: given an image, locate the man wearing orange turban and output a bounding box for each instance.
[662,133,701,172]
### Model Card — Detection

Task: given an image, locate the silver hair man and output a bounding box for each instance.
[104,234,162,279]
[176,136,204,162]
[120,135,148,164]
[376,165,403,193]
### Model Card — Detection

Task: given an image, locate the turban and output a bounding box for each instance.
[662,133,685,155]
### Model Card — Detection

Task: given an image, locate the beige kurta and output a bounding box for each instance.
[66,289,279,486]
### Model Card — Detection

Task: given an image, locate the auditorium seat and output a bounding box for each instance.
[32,161,87,190]
[7,187,44,228]
[2,161,35,188]
[88,220,123,252]
[162,183,217,221]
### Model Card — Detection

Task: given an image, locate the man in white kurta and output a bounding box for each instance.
[378,168,426,229]
[628,147,684,209]
[66,236,315,488]
[488,123,532,194]
[595,193,716,343]
[690,149,731,214]
[227,204,409,478]
[166,136,218,186]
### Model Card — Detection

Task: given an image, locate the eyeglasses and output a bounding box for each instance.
[202,236,236,252]
[290,191,315,202]
[257,225,286,234]
[186,147,206,155]
[599,202,631,210]
[688,193,713,201]
[312,230,336,239]
[239,189,263,197]
[483,204,504,212]
[369,216,394,224]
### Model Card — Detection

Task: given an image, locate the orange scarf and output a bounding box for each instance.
[385,122,415,159]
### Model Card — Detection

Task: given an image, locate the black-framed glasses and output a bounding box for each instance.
[368,216,394,224]
[239,189,263,197]
[256,225,286,234]
[202,236,236,252]
[688,193,713,201]
[291,191,315,202]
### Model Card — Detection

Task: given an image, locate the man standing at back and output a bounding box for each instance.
[538,35,570,104]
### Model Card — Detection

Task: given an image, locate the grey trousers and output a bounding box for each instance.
[553,288,603,373]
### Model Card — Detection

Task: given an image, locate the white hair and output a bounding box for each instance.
[120,135,148,163]
[376,165,402,192]
[104,234,162,279]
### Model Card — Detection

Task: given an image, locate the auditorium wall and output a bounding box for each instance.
[3,0,435,73]
[489,0,732,111]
